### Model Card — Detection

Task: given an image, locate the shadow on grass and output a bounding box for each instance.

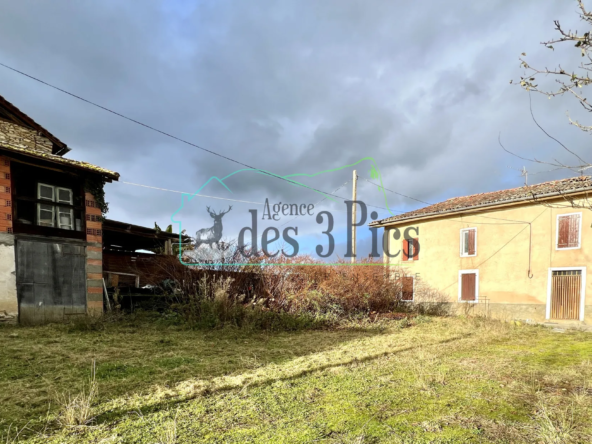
[94,333,473,426]
[0,316,393,437]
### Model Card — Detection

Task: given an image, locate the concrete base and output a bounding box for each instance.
[413,301,592,325]
[450,302,547,323]
[0,233,17,322]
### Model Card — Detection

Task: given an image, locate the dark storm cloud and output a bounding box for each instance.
[0,0,587,243]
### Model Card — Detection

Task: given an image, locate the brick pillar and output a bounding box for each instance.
[85,192,103,315]
[0,156,13,234]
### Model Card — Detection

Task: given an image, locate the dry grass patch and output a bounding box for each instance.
[54,361,98,427]
[3,316,592,443]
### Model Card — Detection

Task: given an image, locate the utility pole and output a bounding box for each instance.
[521,166,528,186]
[351,169,358,263]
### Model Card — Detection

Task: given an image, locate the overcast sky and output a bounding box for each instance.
[0,0,590,259]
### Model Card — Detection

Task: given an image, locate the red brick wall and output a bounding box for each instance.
[85,192,102,243]
[0,156,13,234]
[85,192,103,315]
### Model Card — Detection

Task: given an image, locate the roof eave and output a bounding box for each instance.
[370,187,592,227]
[0,143,119,181]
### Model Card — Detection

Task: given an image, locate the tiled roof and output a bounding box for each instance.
[371,176,592,226]
[0,141,119,181]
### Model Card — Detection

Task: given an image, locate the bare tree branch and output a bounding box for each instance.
[528,92,590,165]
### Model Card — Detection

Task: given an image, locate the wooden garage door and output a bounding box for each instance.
[551,270,581,320]
[16,239,87,324]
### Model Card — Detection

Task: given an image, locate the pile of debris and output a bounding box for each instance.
[0,310,15,323]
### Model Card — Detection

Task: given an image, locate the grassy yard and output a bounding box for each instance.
[1,315,592,443]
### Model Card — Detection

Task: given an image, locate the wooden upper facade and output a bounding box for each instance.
[0,94,119,241]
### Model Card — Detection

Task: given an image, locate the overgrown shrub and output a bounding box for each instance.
[405,282,452,316]
[152,252,410,329]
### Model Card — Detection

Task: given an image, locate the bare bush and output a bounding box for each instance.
[410,282,453,316]
[150,252,405,328]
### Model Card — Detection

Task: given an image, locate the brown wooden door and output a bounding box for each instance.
[402,277,414,301]
[461,273,476,301]
[551,270,581,320]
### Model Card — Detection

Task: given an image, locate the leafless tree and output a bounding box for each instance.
[517,0,592,137]
[501,0,592,209]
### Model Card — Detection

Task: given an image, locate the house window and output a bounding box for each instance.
[458,269,479,303]
[460,228,477,257]
[557,213,581,250]
[401,276,414,301]
[403,238,419,261]
[37,183,74,230]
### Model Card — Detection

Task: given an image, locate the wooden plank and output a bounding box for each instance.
[461,273,476,301]
[551,273,581,320]
[16,238,87,323]
[468,229,476,255]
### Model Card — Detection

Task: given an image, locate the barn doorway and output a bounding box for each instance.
[547,267,586,321]
[16,238,87,324]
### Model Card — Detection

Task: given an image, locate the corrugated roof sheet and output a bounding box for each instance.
[0,141,119,180]
[371,176,592,226]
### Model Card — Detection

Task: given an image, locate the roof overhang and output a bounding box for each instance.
[103,219,191,252]
[0,142,119,181]
[370,187,592,228]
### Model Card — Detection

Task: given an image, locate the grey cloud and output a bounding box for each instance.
[0,0,586,245]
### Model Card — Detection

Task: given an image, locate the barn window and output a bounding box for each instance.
[557,213,581,250]
[458,269,478,303]
[460,228,477,257]
[37,183,74,230]
[402,238,419,261]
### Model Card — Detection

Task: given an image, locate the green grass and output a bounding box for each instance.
[1,315,592,443]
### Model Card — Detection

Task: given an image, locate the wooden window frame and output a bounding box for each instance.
[546,266,586,321]
[36,183,76,230]
[458,269,479,303]
[556,212,582,251]
[460,228,477,257]
[37,202,55,228]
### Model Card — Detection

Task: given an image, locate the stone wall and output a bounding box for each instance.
[0,120,53,154]
[0,232,17,322]
[85,192,103,315]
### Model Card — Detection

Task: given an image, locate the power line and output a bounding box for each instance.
[439,208,547,291]
[364,179,431,205]
[280,180,349,227]
[0,62,376,207]
[120,181,264,205]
